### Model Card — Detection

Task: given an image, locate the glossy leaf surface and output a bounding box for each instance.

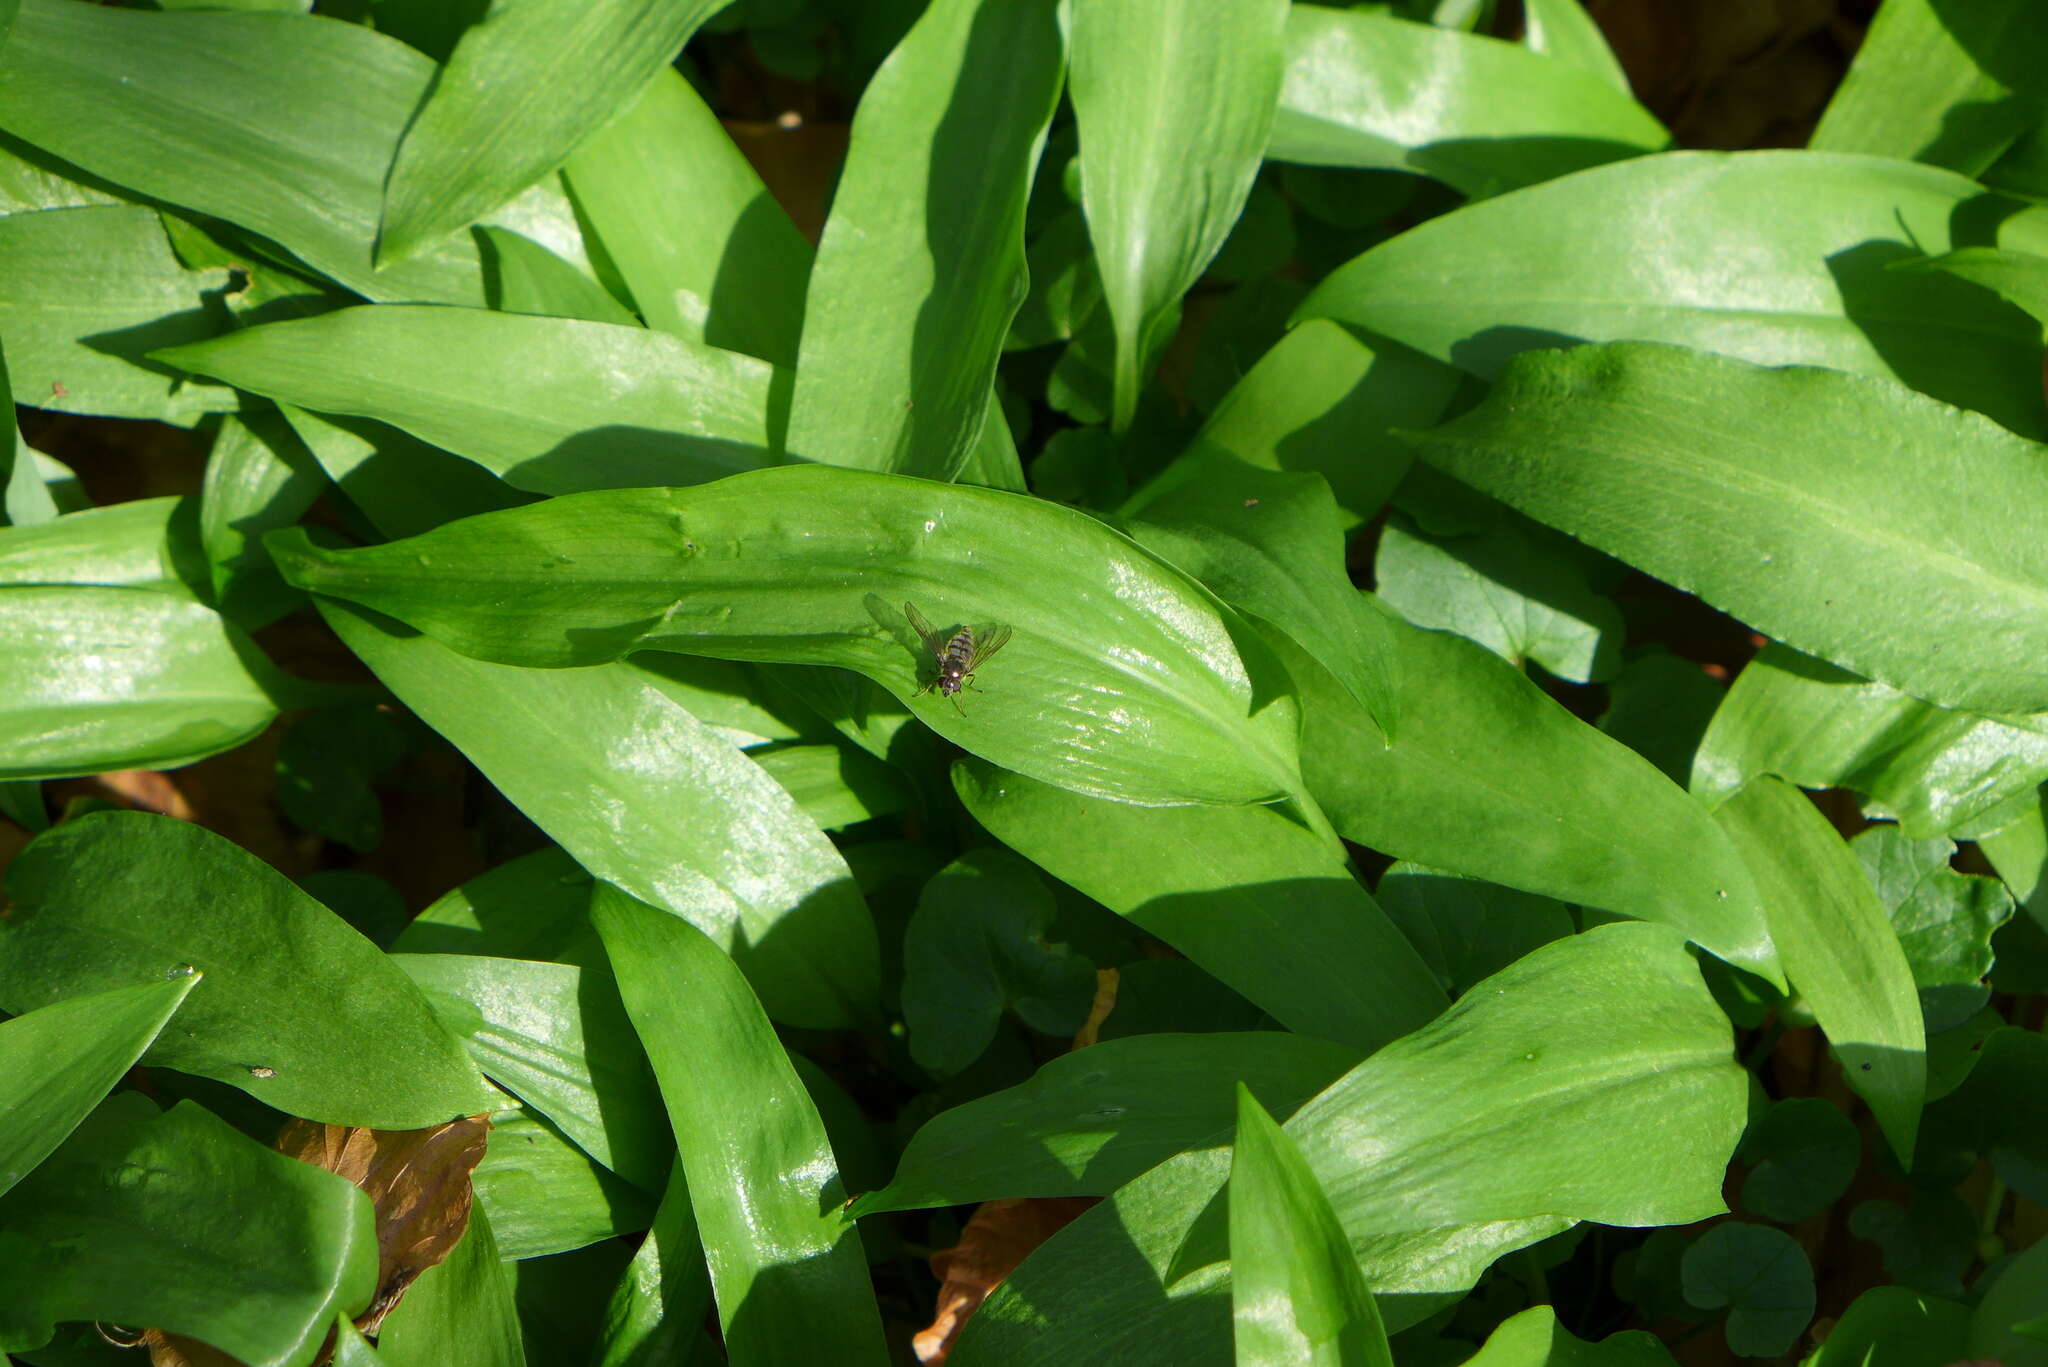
[593,886,890,1367]
[786,0,1063,478]
[157,306,778,495]
[0,812,491,1127]
[1410,343,2048,715]
[1298,151,2048,437]
[377,1201,526,1367]
[319,598,878,1030]
[271,467,1303,807]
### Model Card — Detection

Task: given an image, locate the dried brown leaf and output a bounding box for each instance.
[912,1196,1097,1366]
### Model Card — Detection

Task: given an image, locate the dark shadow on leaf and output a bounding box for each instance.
[1445,325,1585,382]
[501,424,784,498]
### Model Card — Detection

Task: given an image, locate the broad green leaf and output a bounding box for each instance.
[956,924,1744,1365]
[199,412,324,626]
[1599,649,1727,786]
[1680,1223,1814,1358]
[157,306,779,496]
[475,226,638,325]
[1810,0,2048,176]
[900,848,1097,1074]
[1693,643,2048,839]
[1374,506,1623,684]
[269,466,1305,807]
[1124,450,1398,735]
[1297,151,2048,437]
[378,0,729,263]
[563,68,810,363]
[786,0,1063,478]
[396,954,669,1192]
[1375,864,1574,997]
[1737,1098,1859,1225]
[319,598,879,1030]
[0,586,286,780]
[277,403,532,543]
[592,885,891,1367]
[1230,1085,1395,1367]
[392,848,597,961]
[1808,1287,1971,1367]
[749,742,910,831]
[0,205,233,423]
[473,1102,655,1260]
[0,812,493,1127]
[377,1201,526,1367]
[953,762,1447,1053]
[1712,779,1924,1163]
[1409,342,2048,715]
[592,1164,713,1367]
[1068,0,1286,430]
[1267,607,1779,983]
[1912,246,2048,333]
[0,977,196,1199]
[274,702,406,853]
[1852,827,2014,1034]
[854,1033,1361,1214]
[1462,1306,1675,1366]
[0,0,486,304]
[1271,6,1666,197]
[1848,1192,1974,1299]
[0,1096,377,1362]
[1518,0,1629,91]
[1969,1235,2048,1367]
[0,496,205,596]
[1162,320,1459,529]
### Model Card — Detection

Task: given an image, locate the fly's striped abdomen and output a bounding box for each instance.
[938,628,976,695]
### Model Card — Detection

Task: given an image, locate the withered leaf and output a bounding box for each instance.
[913,1196,1097,1365]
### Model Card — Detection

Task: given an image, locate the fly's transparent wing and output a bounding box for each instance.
[964,623,1013,673]
[903,601,941,653]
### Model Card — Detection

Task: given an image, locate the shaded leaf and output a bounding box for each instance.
[1806,1286,1971,1367]
[1736,1098,1859,1224]
[1848,1193,1976,1299]
[1461,1306,1676,1366]
[471,1102,654,1260]
[916,1198,1098,1367]
[1375,864,1574,997]
[375,1201,525,1367]
[391,848,595,962]
[1852,826,2014,1033]
[1679,1223,1814,1358]
[590,1164,713,1367]
[198,412,324,627]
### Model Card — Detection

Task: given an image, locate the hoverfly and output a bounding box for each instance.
[904,602,1012,713]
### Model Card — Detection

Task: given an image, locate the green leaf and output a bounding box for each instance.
[0,586,284,780]
[855,1033,1360,1214]
[0,496,205,596]
[0,1096,378,1362]
[1968,1235,2048,1367]
[1810,0,2048,176]
[1374,505,1622,684]
[1461,1306,1676,1366]
[376,1201,526,1367]
[472,1102,655,1260]
[1230,1084,1395,1367]
[1848,1192,1975,1298]
[1162,320,1460,529]
[1375,864,1574,997]
[1409,342,2048,715]
[396,954,670,1192]
[319,599,879,1030]
[269,467,1304,808]
[1297,151,2048,437]
[563,68,810,363]
[1736,1098,1858,1224]
[334,1315,390,1366]
[0,0,487,304]
[274,703,407,852]
[391,847,596,962]
[199,412,324,627]
[474,227,637,325]
[955,924,1744,1365]
[1267,607,1779,983]
[1518,0,1630,91]
[1067,0,1285,430]
[278,403,532,543]
[785,0,1063,478]
[591,1164,713,1367]
[952,762,1449,1054]
[1679,1223,1814,1358]
[156,306,779,496]
[1271,6,1666,197]
[1597,649,1724,786]
[1807,1287,1971,1367]
[1125,450,1398,735]
[0,205,233,423]
[1692,643,2048,839]
[901,848,1097,1074]
[591,885,890,1367]
[0,977,197,1199]
[1910,246,2048,332]
[0,336,15,524]
[0,812,492,1127]
[376,0,730,264]
[748,742,909,831]
[1852,826,2014,1033]
[1711,778,1924,1163]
